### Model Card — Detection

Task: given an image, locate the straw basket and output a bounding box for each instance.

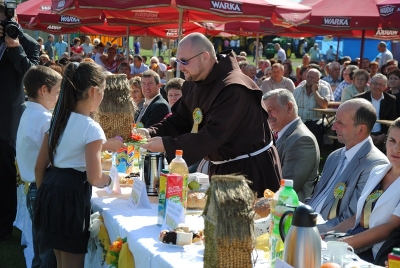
[203,175,255,268]
[92,74,135,140]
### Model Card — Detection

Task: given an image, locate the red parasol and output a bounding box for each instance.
[78,22,207,38]
[377,0,400,29]
[219,20,315,37]
[51,0,311,26]
[299,0,382,31]
[16,0,103,30]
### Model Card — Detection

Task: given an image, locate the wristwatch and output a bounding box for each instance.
[105,175,112,187]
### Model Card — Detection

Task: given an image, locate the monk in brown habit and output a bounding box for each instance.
[141,33,281,196]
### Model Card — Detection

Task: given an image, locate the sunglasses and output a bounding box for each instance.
[176,51,204,66]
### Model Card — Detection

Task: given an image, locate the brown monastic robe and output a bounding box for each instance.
[148,50,282,196]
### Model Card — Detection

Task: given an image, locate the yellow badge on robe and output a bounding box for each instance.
[118,242,135,268]
[191,108,203,133]
[328,183,346,220]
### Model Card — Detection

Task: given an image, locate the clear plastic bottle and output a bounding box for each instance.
[131,124,141,168]
[132,123,137,135]
[169,150,189,208]
[270,179,299,268]
[269,179,285,233]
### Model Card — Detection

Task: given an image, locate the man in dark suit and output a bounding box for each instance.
[262,88,319,201]
[306,99,389,233]
[0,1,40,240]
[134,70,170,128]
[355,73,397,148]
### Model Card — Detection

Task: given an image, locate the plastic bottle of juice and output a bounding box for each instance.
[270,179,299,268]
[169,150,189,208]
[389,247,400,267]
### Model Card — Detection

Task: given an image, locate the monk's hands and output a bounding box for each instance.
[141,137,165,152]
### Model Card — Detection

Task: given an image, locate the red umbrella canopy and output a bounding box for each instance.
[27,22,81,34]
[146,22,208,38]
[377,0,400,28]
[77,22,207,38]
[219,20,314,36]
[16,0,103,29]
[300,0,382,30]
[51,0,311,25]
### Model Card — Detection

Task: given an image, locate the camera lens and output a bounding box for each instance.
[5,24,19,39]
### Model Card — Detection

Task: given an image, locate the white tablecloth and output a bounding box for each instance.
[91,187,385,268]
[91,187,269,268]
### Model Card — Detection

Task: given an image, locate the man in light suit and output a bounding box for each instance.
[262,89,319,201]
[134,70,170,128]
[306,98,389,233]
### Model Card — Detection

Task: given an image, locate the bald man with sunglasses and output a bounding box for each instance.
[142,33,282,196]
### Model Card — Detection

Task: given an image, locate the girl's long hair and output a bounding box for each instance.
[48,62,106,164]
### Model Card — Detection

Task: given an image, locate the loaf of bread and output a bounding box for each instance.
[119,175,134,185]
[254,197,271,219]
[101,159,112,171]
[187,192,206,209]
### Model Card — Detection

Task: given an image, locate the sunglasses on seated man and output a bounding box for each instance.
[176,51,204,66]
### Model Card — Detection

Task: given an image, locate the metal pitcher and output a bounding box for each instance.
[140,152,164,196]
[279,204,321,268]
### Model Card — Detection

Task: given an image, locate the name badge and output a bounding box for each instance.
[104,166,119,194]
[127,178,151,209]
[161,199,185,231]
[191,108,203,133]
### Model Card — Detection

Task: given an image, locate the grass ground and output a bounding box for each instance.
[0,228,27,268]
[0,48,309,268]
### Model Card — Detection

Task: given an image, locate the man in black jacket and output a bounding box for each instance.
[355,73,397,148]
[0,0,40,240]
[134,70,170,128]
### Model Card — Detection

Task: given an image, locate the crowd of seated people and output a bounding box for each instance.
[237,45,400,265]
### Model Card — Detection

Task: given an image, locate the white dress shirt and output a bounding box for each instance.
[276,118,298,142]
[16,102,52,183]
[371,93,384,133]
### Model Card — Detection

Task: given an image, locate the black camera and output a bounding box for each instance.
[0,0,21,39]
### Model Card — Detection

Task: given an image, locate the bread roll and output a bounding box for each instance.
[264,189,275,198]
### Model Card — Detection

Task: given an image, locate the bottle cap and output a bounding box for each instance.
[393,247,400,255]
[176,150,183,156]
[284,179,293,187]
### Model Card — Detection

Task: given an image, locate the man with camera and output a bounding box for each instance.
[0,0,39,242]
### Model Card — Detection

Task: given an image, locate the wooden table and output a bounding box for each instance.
[377,119,394,126]
[311,108,338,116]
[328,102,341,107]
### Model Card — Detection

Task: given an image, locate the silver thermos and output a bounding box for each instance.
[279,204,321,268]
[140,152,164,196]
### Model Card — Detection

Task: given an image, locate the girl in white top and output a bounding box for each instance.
[34,62,124,267]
